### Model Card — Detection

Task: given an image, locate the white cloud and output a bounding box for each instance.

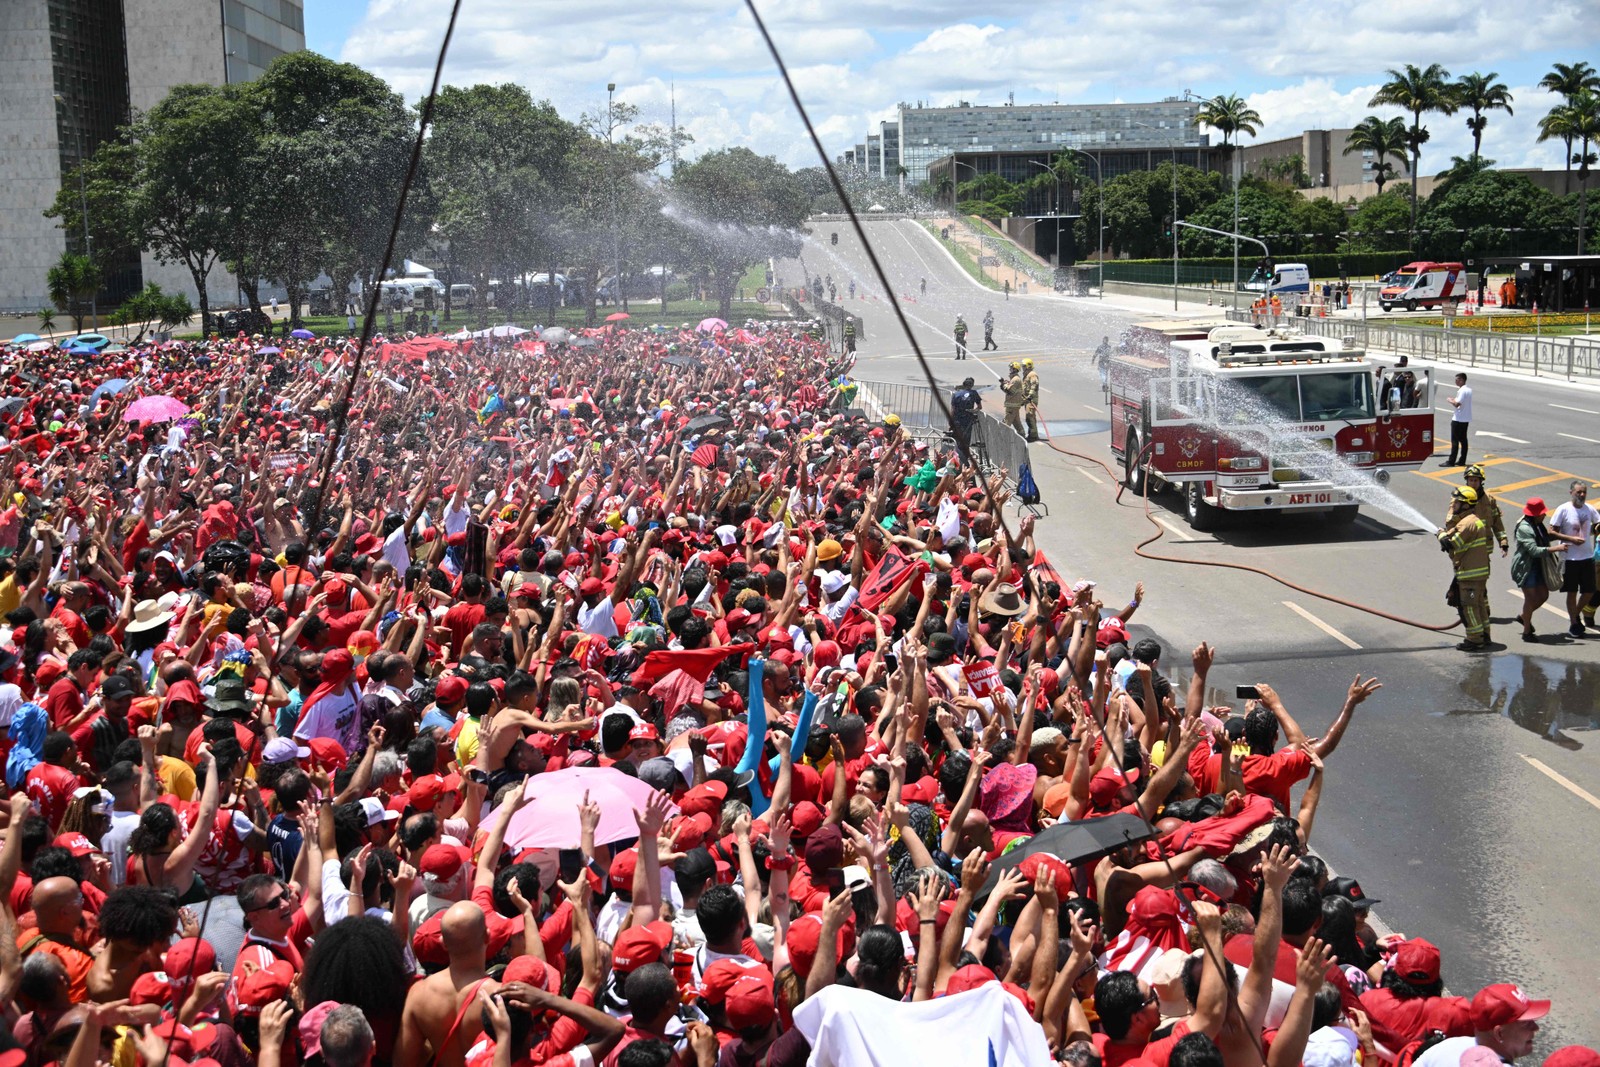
[329,0,1600,172]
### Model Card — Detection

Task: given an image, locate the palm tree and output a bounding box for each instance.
[36,307,56,338]
[1539,62,1600,193]
[46,252,101,333]
[1454,72,1513,164]
[1369,63,1458,238]
[1196,93,1263,186]
[1344,116,1409,195]
[1566,91,1600,253]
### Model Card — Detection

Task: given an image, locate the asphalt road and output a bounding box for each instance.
[779,220,1600,1053]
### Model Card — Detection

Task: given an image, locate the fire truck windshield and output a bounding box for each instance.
[1217,371,1373,423]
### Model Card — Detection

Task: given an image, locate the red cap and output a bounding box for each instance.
[515,582,542,599]
[234,960,294,1013]
[699,959,772,1005]
[54,832,100,857]
[1017,853,1073,902]
[611,919,672,973]
[307,737,349,771]
[1470,983,1551,1031]
[408,773,448,809]
[1394,937,1442,985]
[579,576,606,597]
[435,675,468,705]
[1096,618,1130,648]
[1543,1049,1600,1067]
[629,722,660,742]
[1088,764,1142,809]
[785,912,854,979]
[669,812,714,850]
[419,843,469,881]
[680,780,728,820]
[608,847,638,887]
[503,955,560,992]
[163,937,216,988]
[129,971,173,1006]
[724,974,777,1029]
[945,963,997,996]
[789,799,824,839]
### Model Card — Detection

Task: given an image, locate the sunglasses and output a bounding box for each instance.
[247,890,292,912]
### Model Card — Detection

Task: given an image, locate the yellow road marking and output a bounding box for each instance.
[1492,473,1576,494]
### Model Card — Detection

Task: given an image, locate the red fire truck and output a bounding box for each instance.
[1110,324,1435,531]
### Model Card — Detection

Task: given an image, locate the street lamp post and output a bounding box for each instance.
[1027,159,1063,268]
[1063,148,1104,299]
[53,93,96,330]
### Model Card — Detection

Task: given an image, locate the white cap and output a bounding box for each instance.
[359,797,401,826]
[715,524,739,546]
[1302,1027,1359,1067]
[820,570,851,595]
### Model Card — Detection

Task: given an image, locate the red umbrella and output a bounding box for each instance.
[605,312,630,322]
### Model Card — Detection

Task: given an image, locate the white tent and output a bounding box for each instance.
[402,259,436,279]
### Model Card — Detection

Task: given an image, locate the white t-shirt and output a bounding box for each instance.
[102,810,142,887]
[577,596,619,638]
[1451,384,1473,423]
[1411,1036,1483,1067]
[293,687,361,751]
[1550,501,1600,562]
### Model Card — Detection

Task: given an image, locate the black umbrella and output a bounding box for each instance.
[977,811,1156,900]
[685,413,729,434]
[0,397,24,417]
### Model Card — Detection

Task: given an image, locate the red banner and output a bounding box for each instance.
[857,546,923,611]
[964,660,1001,699]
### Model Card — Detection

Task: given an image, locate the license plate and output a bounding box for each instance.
[1286,492,1333,504]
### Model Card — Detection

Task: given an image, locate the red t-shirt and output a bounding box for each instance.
[1240,749,1312,811]
[26,761,82,830]
[1358,987,1474,1050]
[443,602,486,658]
[43,678,85,730]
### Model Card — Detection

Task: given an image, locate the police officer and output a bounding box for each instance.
[1002,362,1026,435]
[950,376,982,462]
[1022,358,1041,441]
[1439,486,1493,651]
[953,315,969,360]
[983,310,997,351]
[842,318,856,355]
[1458,464,1508,559]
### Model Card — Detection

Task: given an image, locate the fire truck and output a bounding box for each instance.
[1110,324,1435,531]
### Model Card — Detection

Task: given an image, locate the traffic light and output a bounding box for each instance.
[1162,215,1172,238]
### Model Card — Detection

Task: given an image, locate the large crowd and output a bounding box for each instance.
[0,319,1587,1067]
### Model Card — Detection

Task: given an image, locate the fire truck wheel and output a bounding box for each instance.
[1123,434,1146,495]
[1404,299,1417,312]
[1185,482,1218,532]
[1327,504,1359,526]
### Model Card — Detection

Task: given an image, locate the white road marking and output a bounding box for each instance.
[1154,516,1195,541]
[1082,403,1103,413]
[1558,432,1600,444]
[1435,406,1454,413]
[1281,600,1363,649]
[1550,403,1600,415]
[1504,590,1570,620]
[1476,431,1531,444]
[1076,468,1104,485]
[1519,754,1600,812]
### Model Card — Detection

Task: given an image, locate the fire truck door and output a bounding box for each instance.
[1147,377,1217,476]
[1376,366,1434,470]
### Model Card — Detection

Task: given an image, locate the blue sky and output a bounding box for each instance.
[305,1,1599,174]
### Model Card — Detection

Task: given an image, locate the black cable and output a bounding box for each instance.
[310,0,465,530]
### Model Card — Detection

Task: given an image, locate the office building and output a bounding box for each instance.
[1236,128,1405,190]
[0,0,304,315]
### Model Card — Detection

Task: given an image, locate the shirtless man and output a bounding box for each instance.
[395,900,492,1067]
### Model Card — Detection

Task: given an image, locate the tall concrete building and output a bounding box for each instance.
[1236,128,1409,190]
[0,0,304,315]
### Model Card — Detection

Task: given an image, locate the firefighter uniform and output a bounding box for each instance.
[1458,465,1508,556]
[842,319,856,354]
[1439,488,1493,650]
[954,317,968,359]
[1002,363,1026,435]
[1022,359,1041,441]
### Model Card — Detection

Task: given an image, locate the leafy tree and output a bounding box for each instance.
[1196,94,1263,186]
[1343,117,1409,195]
[1180,177,1300,256]
[1538,62,1600,193]
[1454,72,1513,164]
[1295,197,1348,254]
[1344,190,1415,252]
[1255,153,1309,188]
[956,172,1023,217]
[47,252,102,333]
[1082,163,1225,259]
[671,147,810,318]
[1369,63,1458,238]
[111,282,193,342]
[1564,91,1600,252]
[1432,155,1497,201]
[425,83,579,321]
[1417,170,1573,258]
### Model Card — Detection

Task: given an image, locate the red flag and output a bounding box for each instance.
[630,643,752,687]
[857,546,923,611]
[1031,549,1064,592]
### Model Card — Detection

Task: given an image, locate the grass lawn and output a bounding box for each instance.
[919,222,1002,291]
[175,298,786,341]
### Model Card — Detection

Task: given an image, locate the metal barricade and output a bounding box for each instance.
[854,378,946,429]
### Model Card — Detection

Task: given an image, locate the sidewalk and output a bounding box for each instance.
[929,217,1040,293]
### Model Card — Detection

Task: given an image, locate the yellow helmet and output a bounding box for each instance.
[1453,486,1479,505]
[884,413,901,427]
[1022,358,1034,369]
[1009,361,1021,371]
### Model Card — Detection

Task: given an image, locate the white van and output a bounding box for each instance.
[1241,263,1311,296]
[449,284,476,309]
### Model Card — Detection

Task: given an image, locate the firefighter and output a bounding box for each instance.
[983,310,997,350]
[1022,358,1041,442]
[1439,486,1493,651]
[1458,464,1509,559]
[1002,362,1027,435]
[842,318,856,354]
[953,315,969,359]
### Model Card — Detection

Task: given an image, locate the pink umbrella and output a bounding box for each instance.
[696,317,728,333]
[122,395,190,423]
[605,312,630,322]
[504,766,678,851]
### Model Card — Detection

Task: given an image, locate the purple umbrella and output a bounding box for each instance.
[257,345,281,355]
[121,395,190,423]
[290,328,315,339]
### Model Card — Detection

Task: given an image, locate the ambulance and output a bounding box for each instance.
[1379,261,1467,312]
